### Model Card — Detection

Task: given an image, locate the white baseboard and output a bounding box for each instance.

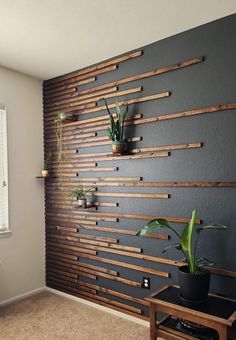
[46,287,149,327]
[0,286,46,307]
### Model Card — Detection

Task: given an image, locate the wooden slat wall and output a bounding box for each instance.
[43,48,236,318]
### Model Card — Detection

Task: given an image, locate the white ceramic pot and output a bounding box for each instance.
[41,170,48,177]
[78,198,87,208]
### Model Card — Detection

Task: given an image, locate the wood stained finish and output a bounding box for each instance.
[44,45,236,319]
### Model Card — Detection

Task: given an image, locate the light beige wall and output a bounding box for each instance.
[0,66,45,301]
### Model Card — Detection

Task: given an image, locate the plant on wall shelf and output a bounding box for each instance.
[105,98,128,154]
[137,209,227,303]
[69,185,94,208]
[42,151,51,177]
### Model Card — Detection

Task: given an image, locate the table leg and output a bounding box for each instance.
[216,325,228,340]
[150,303,157,340]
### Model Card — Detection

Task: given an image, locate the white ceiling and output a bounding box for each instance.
[0,0,235,80]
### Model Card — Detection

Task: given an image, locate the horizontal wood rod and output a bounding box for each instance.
[44,86,142,114]
[79,281,149,307]
[75,143,201,159]
[44,86,118,109]
[44,50,142,87]
[76,224,169,240]
[44,113,142,132]
[44,85,117,106]
[44,56,202,100]
[75,92,170,116]
[45,181,236,188]
[44,65,118,92]
[44,101,236,137]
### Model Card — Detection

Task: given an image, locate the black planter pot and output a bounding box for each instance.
[178,265,210,303]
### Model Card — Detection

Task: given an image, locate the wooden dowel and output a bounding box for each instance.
[76,151,170,162]
[77,92,170,116]
[47,273,78,283]
[44,51,142,87]
[47,251,141,287]
[47,229,118,243]
[72,293,149,321]
[79,281,149,307]
[45,132,97,143]
[75,177,142,182]
[75,142,201,159]
[54,236,142,254]
[44,113,142,132]
[45,86,118,108]
[47,274,78,285]
[53,210,200,224]
[47,266,96,280]
[93,192,169,199]
[47,249,77,260]
[44,113,142,133]
[158,102,236,121]
[76,167,118,172]
[48,151,169,165]
[77,224,169,240]
[45,87,142,113]
[76,251,169,277]
[44,77,96,96]
[46,225,78,232]
[46,217,97,225]
[46,211,118,223]
[46,200,118,208]
[70,289,142,314]
[49,137,141,150]
[47,241,97,255]
[44,57,202,100]
[44,65,118,92]
[46,181,236,188]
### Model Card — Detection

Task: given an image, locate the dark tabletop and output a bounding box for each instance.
[151,286,236,320]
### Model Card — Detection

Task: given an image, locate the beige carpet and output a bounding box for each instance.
[0,291,149,340]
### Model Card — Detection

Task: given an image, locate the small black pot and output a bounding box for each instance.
[179,265,210,303]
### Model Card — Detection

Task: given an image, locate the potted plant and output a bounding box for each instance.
[69,185,94,208]
[42,151,51,177]
[104,98,128,154]
[137,209,227,303]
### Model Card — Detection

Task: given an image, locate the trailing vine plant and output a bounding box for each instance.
[55,112,67,186]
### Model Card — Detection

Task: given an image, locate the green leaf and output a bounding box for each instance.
[137,218,170,236]
[196,224,227,234]
[181,209,197,273]
[196,257,215,267]
[162,243,182,254]
[174,257,187,263]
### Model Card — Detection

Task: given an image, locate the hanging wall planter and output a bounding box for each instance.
[112,140,125,154]
[68,185,94,209]
[105,98,128,155]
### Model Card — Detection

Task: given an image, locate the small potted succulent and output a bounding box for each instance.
[105,98,128,154]
[42,151,51,177]
[137,209,227,303]
[69,185,94,208]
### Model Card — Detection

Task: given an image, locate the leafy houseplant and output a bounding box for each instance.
[105,98,128,154]
[69,185,94,208]
[137,209,227,303]
[42,151,51,177]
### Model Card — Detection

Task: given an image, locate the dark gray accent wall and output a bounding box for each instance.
[76,14,236,310]
[44,14,236,317]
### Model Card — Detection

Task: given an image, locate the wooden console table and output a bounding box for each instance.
[146,285,236,340]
